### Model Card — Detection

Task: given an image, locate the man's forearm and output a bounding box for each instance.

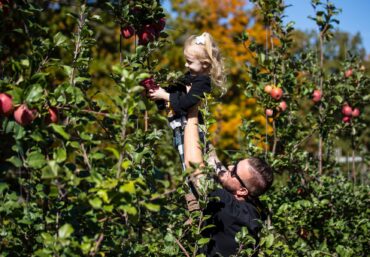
[184,109,203,168]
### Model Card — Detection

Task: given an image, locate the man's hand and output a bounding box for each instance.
[148,87,170,101]
[206,144,226,176]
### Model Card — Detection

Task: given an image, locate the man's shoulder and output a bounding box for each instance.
[209,189,262,221]
[209,188,232,202]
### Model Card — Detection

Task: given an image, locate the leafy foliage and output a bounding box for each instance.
[0,0,369,257]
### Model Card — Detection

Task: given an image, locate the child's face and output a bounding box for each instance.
[184,45,209,76]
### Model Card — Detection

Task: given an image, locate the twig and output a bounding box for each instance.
[174,237,190,257]
[293,128,318,149]
[144,110,148,131]
[80,142,92,170]
[138,189,177,205]
[59,106,112,117]
[117,107,129,178]
[89,232,105,256]
[272,120,277,155]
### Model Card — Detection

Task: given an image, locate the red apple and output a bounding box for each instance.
[46,107,58,124]
[352,108,360,117]
[131,6,142,15]
[140,77,159,90]
[265,108,274,117]
[312,89,322,103]
[0,93,14,116]
[341,104,352,116]
[152,18,166,38]
[121,25,135,39]
[14,104,37,126]
[278,101,287,112]
[345,69,353,78]
[0,0,10,15]
[270,87,283,100]
[342,116,351,123]
[154,18,166,32]
[297,188,304,195]
[138,24,156,45]
[264,85,273,94]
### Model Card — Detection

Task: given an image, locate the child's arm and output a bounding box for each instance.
[149,87,169,102]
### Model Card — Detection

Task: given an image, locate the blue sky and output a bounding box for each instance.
[284,0,370,54]
[162,0,370,55]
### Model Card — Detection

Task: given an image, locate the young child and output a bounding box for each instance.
[149,32,226,209]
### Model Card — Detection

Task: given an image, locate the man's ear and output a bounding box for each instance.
[236,187,249,197]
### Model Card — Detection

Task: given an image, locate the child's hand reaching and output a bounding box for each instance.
[148,87,170,101]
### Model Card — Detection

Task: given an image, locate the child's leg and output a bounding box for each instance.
[173,127,186,171]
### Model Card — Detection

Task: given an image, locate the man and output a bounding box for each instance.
[184,106,274,257]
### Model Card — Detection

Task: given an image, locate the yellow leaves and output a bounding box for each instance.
[119,181,136,194]
[209,96,273,150]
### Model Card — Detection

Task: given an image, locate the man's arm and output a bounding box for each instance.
[184,106,226,179]
[184,105,204,189]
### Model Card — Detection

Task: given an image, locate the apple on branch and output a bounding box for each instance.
[14,104,37,126]
[0,93,14,116]
[341,104,352,117]
[270,87,283,100]
[312,89,322,103]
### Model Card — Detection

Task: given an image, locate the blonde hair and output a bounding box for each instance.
[184,32,226,94]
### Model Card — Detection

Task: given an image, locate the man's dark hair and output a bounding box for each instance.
[244,157,274,197]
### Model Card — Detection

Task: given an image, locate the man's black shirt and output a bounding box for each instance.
[201,188,264,257]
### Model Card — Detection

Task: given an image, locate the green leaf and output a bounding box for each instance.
[335,95,343,103]
[25,84,43,103]
[105,147,119,159]
[14,123,26,140]
[30,131,44,142]
[41,232,54,244]
[97,190,109,203]
[91,14,102,22]
[121,159,132,170]
[20,59,30,67]
[143,203,160,212]
[27,151,46,169]
[53,32,68,47]
[197,238,210,245]
[0,183,9,194]
[91,152,105,160]
[119,181,136,194]
[58,223,74,239]
[7,156,23,168]
[50,124,70,140]
[41,161,59,179]
[119,205,137,215]
[74,76,90,84]
[89,197,102,209]
[265,234,274,249]
[54,148,67,163]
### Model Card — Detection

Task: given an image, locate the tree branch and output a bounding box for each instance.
[174,237,190,257]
